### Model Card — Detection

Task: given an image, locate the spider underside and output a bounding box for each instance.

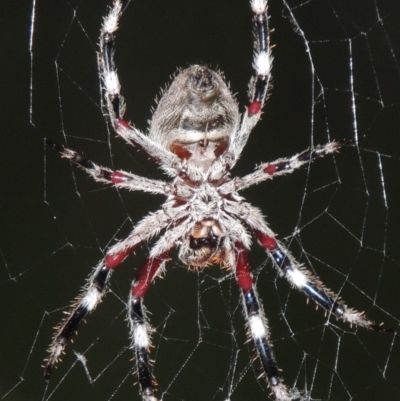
[44,1,388,400]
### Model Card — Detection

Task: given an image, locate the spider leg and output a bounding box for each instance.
[235,242,300,401]
[228,201,389,331]
[221,140,349,194]
[247,0,272,115]
[99,0,180,175]
[44,210,171,380]
[128,253,168,401]
[254,229,388,332]
[127,226,189,400]
[231,0,272,163]
[46,139,169,195]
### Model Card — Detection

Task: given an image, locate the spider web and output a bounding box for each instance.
[1,0,400,400]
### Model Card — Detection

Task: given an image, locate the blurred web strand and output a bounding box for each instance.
[29,0,36,124]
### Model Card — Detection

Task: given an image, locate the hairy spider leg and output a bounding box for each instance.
[44,210,171,379]
[128,252,169,401]
[44,251,134,379]
[230,0,272,165]
[235,242,298,401]
[125,222,189,401]
[46,139,169,195]
[248,0,272,116]
[99,0,180,174]
[254,230,389,332]
[43,261,108,380]
[220,140,349,195]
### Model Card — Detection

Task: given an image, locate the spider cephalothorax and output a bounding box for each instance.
[44,1,388,400]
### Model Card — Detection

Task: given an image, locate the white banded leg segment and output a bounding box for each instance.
[99,3,182,174]
[242,289,301,400]
[100,0,124,119]
[272,246,345,314]
[127,252,171,400]
[44,262,110,379]
[225,140,346,192]
[270,242,384,331]
[248,0,272,115]
[253,50,272,79]
[230,0,272,164]
[249,314,267,339]
[242,290,279,386]
[133,320,151,350]
[81,286,103,310]
[46,140,169,195]
[250,0,268,14]
[44,210,167,380]
[129,295,157,400]
[102,0,122,34]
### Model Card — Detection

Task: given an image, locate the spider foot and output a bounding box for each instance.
[141,387,159,401]
[271,383,305,401]
[142,396,159,401]
[44,335,68,380]
[43,281,103,380]
[46,138,94,169]
[340,307,393,333]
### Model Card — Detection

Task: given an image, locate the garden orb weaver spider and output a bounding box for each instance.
[44,0,388,400]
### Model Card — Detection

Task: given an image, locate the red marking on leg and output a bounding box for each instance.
[105,245,138,269]
[111,171,129,184]
[248,101,262,116]
[132,251,169,298]
[254,230,277,251]
[114,118,131,130]
[235,242,253,292]
[264,164,276,175]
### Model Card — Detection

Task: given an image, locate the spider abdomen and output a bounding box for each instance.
[150,66,239,171]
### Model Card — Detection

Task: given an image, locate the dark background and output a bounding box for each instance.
[1,0,400,400]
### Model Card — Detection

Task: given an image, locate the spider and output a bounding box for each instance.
[44,0,388,400]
